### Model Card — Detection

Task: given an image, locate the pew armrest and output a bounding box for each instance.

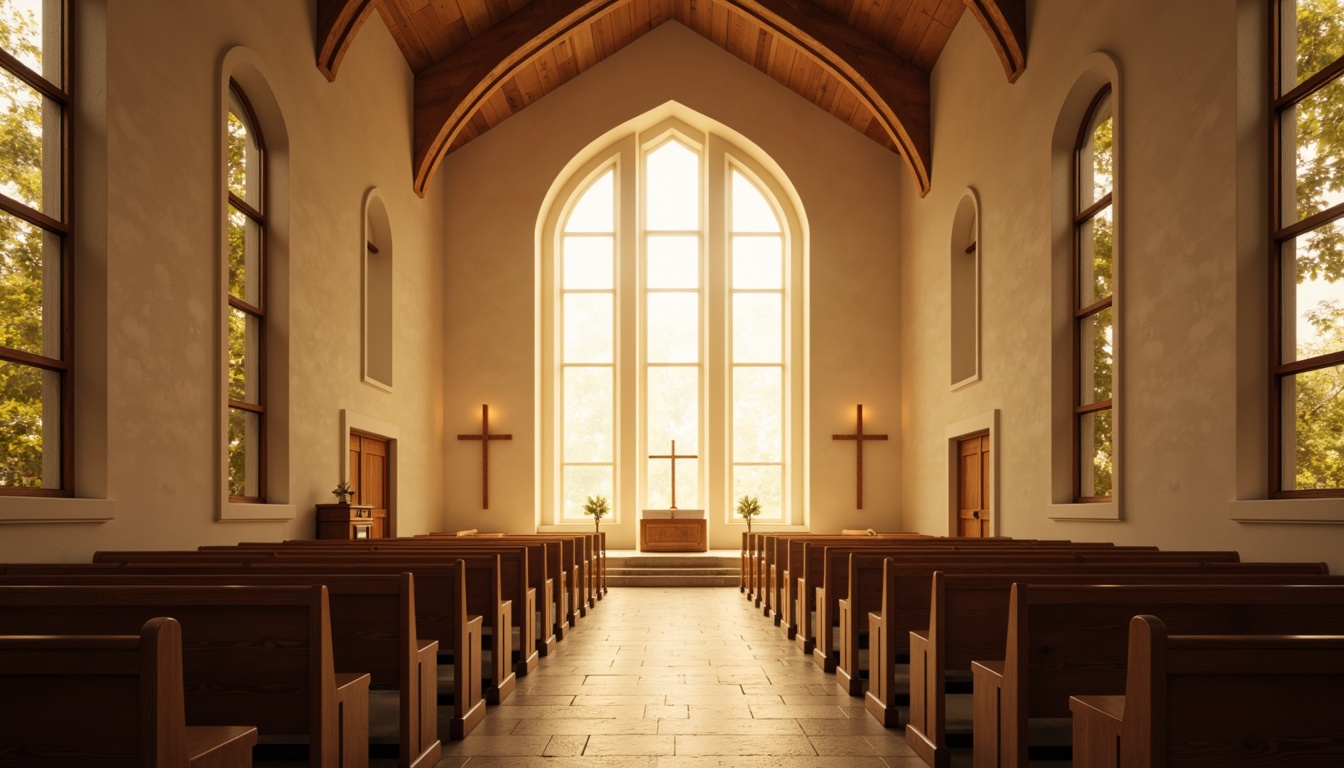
[186,725,258,768]
[333,672,371,768]
[971,660,1005,768]
[412,640,442,765]
[1070,695,1125,768]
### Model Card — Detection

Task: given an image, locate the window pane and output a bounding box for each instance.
[647,366,698,454]
[228,407,261,498]
[1283,220,1344,363]
[646,141,699,231]
[563,464,612,519]
[733,293,782,364]
[1284,0,1344,89]
[733,367,782,462]
[563,366,612,463]
[0,0,59,82]
[647,235,699,289]
[647,293,698,363]
[1079,205,1113,306]
[227,205,262,306]
[0,358,58,489]
[0,68,57,214]
[1284,363,1344,490]
[1282,76,1344,227]
[732,170,780,233]
[734,464,783,520]
[563,293,613,363]
[228,307,261,404]
[565,169,614,233]
[0,208,59,357]
[732,236,783,289]
[226,100,261,209]
[1079,307,1113,405]
[648,454,698,510]
[563,236,614,290]
[1079,408,1113,498]
[1078,95,1113,210]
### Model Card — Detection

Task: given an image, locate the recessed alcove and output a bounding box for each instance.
[362,189,393,391]
[950,188,980,390]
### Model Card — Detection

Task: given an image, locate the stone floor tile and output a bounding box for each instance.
[584,735,678,756]
[673,734,818,756]
[543,734,589,756]
[514,718,659,735]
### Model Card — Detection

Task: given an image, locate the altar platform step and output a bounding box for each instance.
[605,551,740,587]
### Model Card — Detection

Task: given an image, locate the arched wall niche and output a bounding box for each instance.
[950,188,980,389]
[362,188,394,391]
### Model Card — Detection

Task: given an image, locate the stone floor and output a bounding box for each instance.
[428,585,926,767]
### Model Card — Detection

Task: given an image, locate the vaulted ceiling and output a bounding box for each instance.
[316,0,1026,198]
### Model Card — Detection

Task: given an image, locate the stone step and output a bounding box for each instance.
[604,552,742,587]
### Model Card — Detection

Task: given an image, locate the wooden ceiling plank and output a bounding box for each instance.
[872,0,914,52]
[753,27,774,70]
[455,0,495,37]
[413,4,457,62]
[814,69,841,112]
[316,0,381,81]
[483,0,515,26]
[514,60,545,107]
[413,0,642,195]
[964,0,1026,82]
[731,0,932,194]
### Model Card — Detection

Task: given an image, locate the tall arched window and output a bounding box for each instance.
[1074,87,1114,502]
[543,118,804,528]
[1271,0,1344,496]
[225,83,266,501]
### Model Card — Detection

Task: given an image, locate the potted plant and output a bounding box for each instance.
[582,494,609,533]
[332,481,354,505]
[737,494,762,532]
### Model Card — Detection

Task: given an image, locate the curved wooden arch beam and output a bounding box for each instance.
[733,0,931,195]
[965,0,1027,83]
[412,0,631,198]
[411,0,933,198]
[316,0,380,82]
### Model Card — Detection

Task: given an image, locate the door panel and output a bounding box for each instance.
[350,433,391,538]
[957,434,991,537]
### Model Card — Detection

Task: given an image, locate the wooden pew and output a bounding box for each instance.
[220,539,553,669]
[0,584,369,768]
[0,616,259,768]
[426,532,588,625]
[1070,615,1344,768]
[903,567,1339,768]
[971,583,1344,768]
[1,568,468,761]
[89,551,518,705]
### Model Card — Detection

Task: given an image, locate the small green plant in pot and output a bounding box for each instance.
[737,494,762,532]
[332,481,354,504]
[583,494,610,533]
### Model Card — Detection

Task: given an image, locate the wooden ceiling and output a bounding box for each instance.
[316,0,1026,198]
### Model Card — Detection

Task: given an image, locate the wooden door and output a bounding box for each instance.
[957,433,991,537]
[349,433,391,538]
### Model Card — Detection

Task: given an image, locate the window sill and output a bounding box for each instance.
[1229,498,1344,524]
[0,496,116,523]
[219,501,296,522]
[1048,500,1120,521]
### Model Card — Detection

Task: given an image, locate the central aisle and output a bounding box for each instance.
[435,586,922,767]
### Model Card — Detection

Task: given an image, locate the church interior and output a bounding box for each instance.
[3,0,1344,765]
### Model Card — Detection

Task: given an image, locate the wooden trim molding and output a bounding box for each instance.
[963,0,1027,83]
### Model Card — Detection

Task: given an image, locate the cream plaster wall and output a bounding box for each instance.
[440,23,904,549]
[899,1,1344,572]
[0,1,446,560]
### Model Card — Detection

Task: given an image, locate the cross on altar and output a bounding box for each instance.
[648,439,697,509]
[832,404,888,510]
[457,404,512,509]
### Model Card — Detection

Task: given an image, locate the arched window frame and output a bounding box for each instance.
[224,81,268,503]
[539,117,806,530]
[218,47,292,522]
[1072,86,1115,503]
[1269,0,1344,498]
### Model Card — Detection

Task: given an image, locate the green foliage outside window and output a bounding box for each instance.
[0,3,50,489]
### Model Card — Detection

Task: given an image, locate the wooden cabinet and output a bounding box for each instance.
[316,504,376,540]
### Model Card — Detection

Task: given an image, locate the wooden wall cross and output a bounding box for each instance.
[832,404,888,509]
[648,439,697,510]
[457,404,512,509]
